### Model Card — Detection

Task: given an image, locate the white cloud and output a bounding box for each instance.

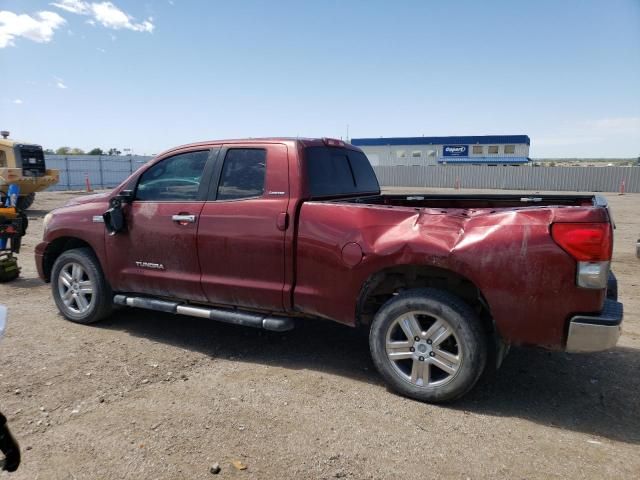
[532,116,640,157]
[585,117,640,136]
[13,99,23,104]
[0,10,66,48]
[55,77,68,89]
[51,1,154,33]
[50,1,90,15]
[535,136,604,147]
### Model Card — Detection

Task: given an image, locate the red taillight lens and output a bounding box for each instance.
[551,223,612,261]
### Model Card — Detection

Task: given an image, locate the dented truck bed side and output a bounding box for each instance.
[294,199,609,348]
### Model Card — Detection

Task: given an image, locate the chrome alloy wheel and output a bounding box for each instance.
[57,262,95,315]
[385,311,462,387]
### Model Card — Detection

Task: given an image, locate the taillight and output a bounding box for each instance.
[551,223,612,261]
[551,222,613,289]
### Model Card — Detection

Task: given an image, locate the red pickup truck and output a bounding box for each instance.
[36,138,623,402]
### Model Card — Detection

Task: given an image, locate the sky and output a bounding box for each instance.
[0,0,639,158]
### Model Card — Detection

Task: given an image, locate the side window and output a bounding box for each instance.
[216,149,266,201]
[0,151,6,168]
[136,150,209,201]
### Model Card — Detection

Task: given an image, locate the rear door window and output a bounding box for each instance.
[216,149,266,200]
[305,146,380,197]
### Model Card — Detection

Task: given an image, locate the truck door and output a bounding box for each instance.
[105,149,216,302]
[197,144,289,311]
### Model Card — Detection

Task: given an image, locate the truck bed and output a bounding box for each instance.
[341,193,600,209]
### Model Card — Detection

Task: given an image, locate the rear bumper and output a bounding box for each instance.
[565,299,623,352]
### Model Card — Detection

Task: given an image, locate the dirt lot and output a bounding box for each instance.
[1,188,638,479]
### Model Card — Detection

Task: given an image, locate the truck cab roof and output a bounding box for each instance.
[159,137,361,158]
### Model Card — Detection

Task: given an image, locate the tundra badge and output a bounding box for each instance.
[135,261,165,270]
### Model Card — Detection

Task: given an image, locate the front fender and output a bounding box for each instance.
[37,201,109,282]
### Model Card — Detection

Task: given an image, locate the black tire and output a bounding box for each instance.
[51,248,113,324]
[16,193,35,210]
[0,255,19,283]
[369,288,487,403]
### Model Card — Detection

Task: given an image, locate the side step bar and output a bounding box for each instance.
[113,294,295,332]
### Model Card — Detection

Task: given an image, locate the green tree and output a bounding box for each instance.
[70,147,85,155]
[43,148,55,154]
[107,148,121,156]
[88,148,104,155]
[55,146,71,155]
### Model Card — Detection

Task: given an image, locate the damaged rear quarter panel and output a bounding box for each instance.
[294,202,607,348]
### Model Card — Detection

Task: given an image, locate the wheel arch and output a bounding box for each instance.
[42,237,97,282]
[356,264,494,334]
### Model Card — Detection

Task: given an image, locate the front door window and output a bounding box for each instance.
[136,151,210,202]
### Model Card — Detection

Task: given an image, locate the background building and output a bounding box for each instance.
[351,135,531,166]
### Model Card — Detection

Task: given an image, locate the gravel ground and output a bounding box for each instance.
[0,188,638,479]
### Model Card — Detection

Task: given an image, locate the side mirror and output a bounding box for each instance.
[103,205,125,235]
[103,190,133,235]
[116,189,134,204]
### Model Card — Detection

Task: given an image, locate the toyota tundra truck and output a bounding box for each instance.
[35,138,623,403]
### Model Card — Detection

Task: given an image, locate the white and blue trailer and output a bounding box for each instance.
[350,135,531,166]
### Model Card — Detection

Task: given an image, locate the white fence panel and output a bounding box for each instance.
[45,155,152,191]
[45,156,640,193]
[373,166,640,193]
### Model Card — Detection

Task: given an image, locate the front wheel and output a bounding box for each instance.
[51,248,113,324]
[369,288,488,403]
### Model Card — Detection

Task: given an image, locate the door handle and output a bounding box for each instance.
[172,214,196,224]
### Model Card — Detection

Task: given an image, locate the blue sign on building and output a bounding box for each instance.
[443,145,468,157]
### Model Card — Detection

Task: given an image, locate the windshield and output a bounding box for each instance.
[304,146,380,198]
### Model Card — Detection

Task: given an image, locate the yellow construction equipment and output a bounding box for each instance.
[0,130,59,210]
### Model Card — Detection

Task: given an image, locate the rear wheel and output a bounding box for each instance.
[51,248,113,324]
[16,193,35,210]
[369,288,487,403]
